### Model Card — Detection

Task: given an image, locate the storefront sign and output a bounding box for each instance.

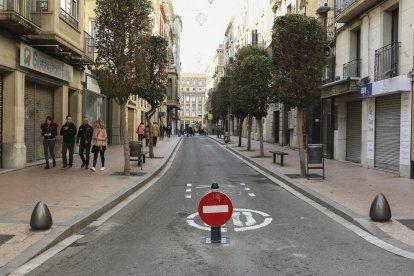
[360,83,372,97]
[87,75,101,93]
[400,93,411,166]
[20,43,73,82]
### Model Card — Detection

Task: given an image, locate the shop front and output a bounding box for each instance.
[83,74,106,125]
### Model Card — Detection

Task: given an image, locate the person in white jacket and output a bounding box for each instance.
[90,120,107,172]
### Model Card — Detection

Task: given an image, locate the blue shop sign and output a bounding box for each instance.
[360,83,372,97]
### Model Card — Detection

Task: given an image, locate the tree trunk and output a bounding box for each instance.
[297,107,306,177]
[238,116,244,147]
[145,111,155,158]
[247,115,253,151]
[120,101,130,176]
[258,117,264,157]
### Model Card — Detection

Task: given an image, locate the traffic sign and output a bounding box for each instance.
[198,192,233,227]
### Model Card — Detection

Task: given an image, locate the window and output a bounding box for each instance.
[60,0,78,28]
[186,96,190,102]
[89,20,96,38]
[192,111,196,117]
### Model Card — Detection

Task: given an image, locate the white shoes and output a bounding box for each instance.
[100,167,105,171]
[90,167,96,172]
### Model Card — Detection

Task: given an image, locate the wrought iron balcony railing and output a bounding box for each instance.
[60,8,78,29]
[343,59,361,79]
[335,0,358,17]
[0,0,42,26]
[374,42,400,81]
[84,31,95,61]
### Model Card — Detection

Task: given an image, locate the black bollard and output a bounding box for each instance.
[30,201,53,230]
[369,193,392,222]
[210,182,221,243]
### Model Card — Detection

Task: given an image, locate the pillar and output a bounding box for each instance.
[2,71,26,168]
[54,85,69,158]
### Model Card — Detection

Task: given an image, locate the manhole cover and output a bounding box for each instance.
[398,219,414,231]
[0,235,15,246]
[110,172,147,176]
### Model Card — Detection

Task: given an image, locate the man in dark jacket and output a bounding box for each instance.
[76,117,94,169]
[60,115,77,168]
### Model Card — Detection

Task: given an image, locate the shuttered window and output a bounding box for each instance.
[375,94,401,173]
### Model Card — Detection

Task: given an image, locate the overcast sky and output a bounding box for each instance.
[171,0,241,74]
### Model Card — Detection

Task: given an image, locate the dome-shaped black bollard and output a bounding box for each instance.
[30,201,53,230]
[369,193,392,222]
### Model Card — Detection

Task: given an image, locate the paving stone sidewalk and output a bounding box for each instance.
[0,136,181,272]
[210,135,414,251]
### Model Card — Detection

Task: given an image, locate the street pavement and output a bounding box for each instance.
[27,136,414,275]
[0,136,181,274]
[211,135,414,251]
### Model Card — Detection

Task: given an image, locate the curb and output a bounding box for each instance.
[1,137,183,275]
[208,136,414,254]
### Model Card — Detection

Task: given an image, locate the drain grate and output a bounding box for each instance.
[110,172,147,176]
[398,219,414,231]
[0,235,15,246]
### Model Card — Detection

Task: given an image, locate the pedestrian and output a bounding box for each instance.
[136,122,145,142]
[144,124,150,146]
[60,115,77,169]
[166,123,172,138]
[90,120,107,172]
[76,117,93,170]
[160,124,165,141]
[41,116,58,169]
[152,122,160,146]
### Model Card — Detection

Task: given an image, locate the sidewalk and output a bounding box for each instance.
[210,135,414,251]
[0,136,181,273]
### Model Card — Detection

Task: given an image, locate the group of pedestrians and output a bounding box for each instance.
[40,115,107,172]
[136,122,172,146]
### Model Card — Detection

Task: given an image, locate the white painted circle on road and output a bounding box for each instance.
[186,208,272,232]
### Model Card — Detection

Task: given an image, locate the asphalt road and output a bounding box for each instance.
[29,136,414,276]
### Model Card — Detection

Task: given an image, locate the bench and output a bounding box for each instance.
[269,151,288,166]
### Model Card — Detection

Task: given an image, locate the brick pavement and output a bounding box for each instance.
[0,136,181,270]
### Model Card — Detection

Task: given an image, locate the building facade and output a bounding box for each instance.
[0,0,93,168]
[321,0,414,177]
[180,73,207,132]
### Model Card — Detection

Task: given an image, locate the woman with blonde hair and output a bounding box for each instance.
[90,120,107,172]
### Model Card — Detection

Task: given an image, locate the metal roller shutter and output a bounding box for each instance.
[375,94,401,173]
[24,82,54,163]
[346,101,362,163]
[0,74,3,168]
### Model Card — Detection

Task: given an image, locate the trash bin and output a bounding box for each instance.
[129,141,142,158]
[306,144,324,179]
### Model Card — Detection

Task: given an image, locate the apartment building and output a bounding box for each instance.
[180,73,207,131]
[0,0,93,168]
[320,0,414,177]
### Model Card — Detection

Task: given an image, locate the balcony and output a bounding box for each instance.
[84,31,95,62]
[60,8,77,29]
[0,0,42,34]
[335,0,381,23]
[374,42,400,81]
[343,59,361,79]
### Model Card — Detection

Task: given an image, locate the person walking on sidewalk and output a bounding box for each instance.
[76,117,93,169]
[144,124,150,146]
[41,116,58,169]
[136,122,145,141]
[90,120,107,172]
[160,124,165,141]
[166,123,172,139]
[60,115,77,168]
[152,122,160,147]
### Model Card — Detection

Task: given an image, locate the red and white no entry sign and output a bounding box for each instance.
[198,192,233,227]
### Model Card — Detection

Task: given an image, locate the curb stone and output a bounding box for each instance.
[208,136,414,254]
[0,137,183,276]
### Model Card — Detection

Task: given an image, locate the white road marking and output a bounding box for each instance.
[186,189,191,193]
[10,235,84,276]
[245,188,251,191]
[203,205,229,213]
[217,140,414,259]
[242,212,256,226]
[185,194,191,199]
[187,184,192,187]
[195,184,235,189]
[292,253,307,258]
[234,218,273,232]
[232,212,244,227]
[248,193,256,197]
[240,183,246,186]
